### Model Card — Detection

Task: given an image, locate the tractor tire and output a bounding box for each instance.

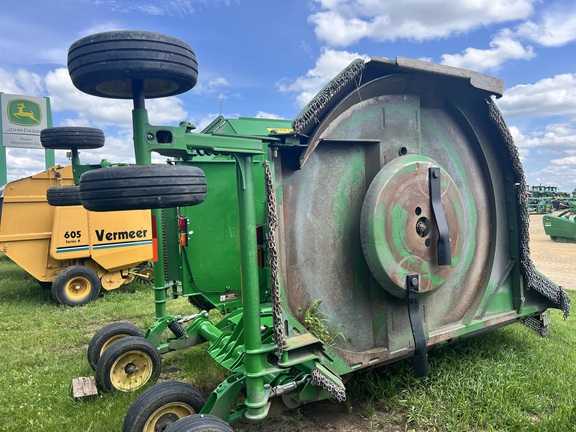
[52,265,101,306]
[123,381,205,432]
[79,165,207,211]
[164,414,233,432]
[41,127,104,150]
[87,321,145,370]
[68,31,198,99]
[96,336,161,392]
[46,185,81,206]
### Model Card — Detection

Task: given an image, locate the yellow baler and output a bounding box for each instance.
[0,165,153,306]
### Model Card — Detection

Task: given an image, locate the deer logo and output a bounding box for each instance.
[14,102,38,122]
[7,99,42,126]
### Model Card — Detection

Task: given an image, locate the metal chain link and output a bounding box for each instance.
[292,59,366,134]
[487,98,570,318]
[263,160,286,356]
[311,368,346,402]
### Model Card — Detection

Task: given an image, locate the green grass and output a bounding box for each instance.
[1,252,575,431]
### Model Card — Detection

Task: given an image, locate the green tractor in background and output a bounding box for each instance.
[45,31,570,432]
[544,211,576,242]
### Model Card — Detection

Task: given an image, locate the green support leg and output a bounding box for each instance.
[235,155,269,421]
[132,106,166,319]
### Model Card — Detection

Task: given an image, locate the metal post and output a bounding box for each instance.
[131,80,164,317]
[44,96,55,169]
[132,79,151,166]
[235,154,267,420]
[0,95,5,186]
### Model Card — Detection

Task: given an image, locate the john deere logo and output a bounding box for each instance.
[8,99,42,126]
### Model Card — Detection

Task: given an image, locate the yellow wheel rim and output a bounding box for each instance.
[100,335,129,357]
[110,350,154,392]
[65,276,91,300]
[143,402,195,432]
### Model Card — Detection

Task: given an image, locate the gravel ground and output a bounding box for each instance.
[528,213,576,290]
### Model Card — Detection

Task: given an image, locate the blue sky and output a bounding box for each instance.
[0,0,575,191]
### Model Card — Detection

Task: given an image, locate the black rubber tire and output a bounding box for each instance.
[123,381,206,432]
[41,127,104,150]
[46,186,81,206]
[52,265,101,306]
[164,414,233,432]
[96,336,161,392]
[79,165,207,211]
[68,30,198,99]
[87,322,145,370]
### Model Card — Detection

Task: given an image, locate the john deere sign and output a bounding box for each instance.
[1,94,49,149]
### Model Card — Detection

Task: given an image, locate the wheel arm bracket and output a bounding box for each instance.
[407,274,429,378]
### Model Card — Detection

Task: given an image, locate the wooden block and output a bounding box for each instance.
[72,376,98,401]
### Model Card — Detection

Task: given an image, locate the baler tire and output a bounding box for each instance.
[52,266,101,306]
[122,381,205,432]
[68,31,198,99]
[164,414,233,432]
[46,186,81,206]
[87,322,145,370]
[96,336,161,393]
[79,165,207,211]
[41,127,104,150]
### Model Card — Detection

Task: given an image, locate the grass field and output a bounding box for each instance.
[0,252,575,431]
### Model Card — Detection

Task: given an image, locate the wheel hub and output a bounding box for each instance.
[361,154,465,298]
[154,413,179,432]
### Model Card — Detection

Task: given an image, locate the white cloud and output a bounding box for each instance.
[525,164,576,192]
[255,111,284,119]
[551,156,576,166]
[308,0,535,46]
[441,32,534,72]
[89,0,240,17]
[511,123,576,150]
[510,122,576,192]
[0,68,45,97]
[193,76,230,98]
[44,67,187,128]
[498,74,576,118]
[515,7,576,47]
[278,47,369,107]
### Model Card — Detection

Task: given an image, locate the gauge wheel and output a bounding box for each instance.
[96,336,161,392]
[46,185,81,206]
[123,381,206,432]
[68,30,198,99]
[79,165,206,211]
[41,127,104,150]
[164,414,233,432]
[52,265,101,306]
[135,263,154,282]
[87,321,145,370]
